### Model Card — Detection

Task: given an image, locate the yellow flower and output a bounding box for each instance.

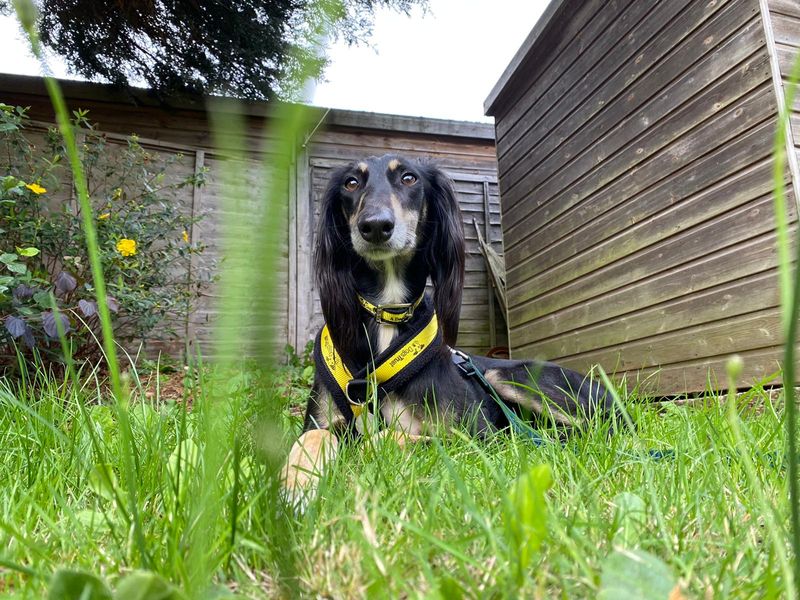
[116,238,137,257]
[182,230,189,243]
[98,212,111,220]
[112,187,122,200]
[25,182,46,195]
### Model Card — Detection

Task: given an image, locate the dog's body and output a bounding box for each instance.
[282,155,611,498]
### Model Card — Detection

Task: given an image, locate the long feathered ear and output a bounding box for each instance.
[314,170,360,351]
[421,163,465,346]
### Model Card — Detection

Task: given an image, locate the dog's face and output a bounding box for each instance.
[317,154,465,347]
[334,155,426,262]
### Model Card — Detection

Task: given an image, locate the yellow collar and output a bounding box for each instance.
[357,292,425,324]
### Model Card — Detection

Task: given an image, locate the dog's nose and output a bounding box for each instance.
[358,212,395,244]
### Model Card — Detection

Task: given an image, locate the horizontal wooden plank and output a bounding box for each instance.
[770,11,800,47]
[510,159,780,303]
[510,228,792,347]
[579,345,785,395]
[509,192,785,323]
[550,307,783,373]
[522,268,780,359]
[770,0,800,19]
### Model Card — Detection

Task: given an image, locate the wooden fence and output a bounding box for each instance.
[0,74,505,360]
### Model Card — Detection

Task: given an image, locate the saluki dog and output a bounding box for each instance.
[282,154,611,500]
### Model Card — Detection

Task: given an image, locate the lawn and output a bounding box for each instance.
[0,358,792,599]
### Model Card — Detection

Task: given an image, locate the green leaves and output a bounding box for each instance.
[114,571,188,600]
[611,492,647,547]
[0,102,210,368]
[16,246,40,257]
[598,549,681,600]
[47,569,189,600]
[0,252,26,274]
[48,569,113,600]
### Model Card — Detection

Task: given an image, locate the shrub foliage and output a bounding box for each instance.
[0,103,209,369]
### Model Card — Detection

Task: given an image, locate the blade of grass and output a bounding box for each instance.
[772,45,800,597]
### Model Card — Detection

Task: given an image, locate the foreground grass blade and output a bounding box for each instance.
[772,47,800,597]
[13,0,150,570]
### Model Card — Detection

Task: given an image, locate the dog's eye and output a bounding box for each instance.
[343,177,359,192]
[401,172,417,186]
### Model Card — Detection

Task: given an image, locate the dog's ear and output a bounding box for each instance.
[421,164,465,346]
[315,170,360,350]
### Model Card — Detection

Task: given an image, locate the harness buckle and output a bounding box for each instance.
[373,302,415,324]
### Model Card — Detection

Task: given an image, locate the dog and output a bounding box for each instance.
[281,154,611,500]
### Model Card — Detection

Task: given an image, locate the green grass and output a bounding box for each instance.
[5,2,799,598]
[0,363,792,598]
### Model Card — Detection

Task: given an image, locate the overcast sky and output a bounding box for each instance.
[0,1,549,123]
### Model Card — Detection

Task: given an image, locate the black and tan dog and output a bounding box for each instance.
[282,155,611,499]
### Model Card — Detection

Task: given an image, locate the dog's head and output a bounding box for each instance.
[315,154,465,346]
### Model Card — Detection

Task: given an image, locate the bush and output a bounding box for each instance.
[0,103,211,371]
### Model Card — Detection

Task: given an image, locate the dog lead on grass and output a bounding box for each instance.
[281,154,612,502]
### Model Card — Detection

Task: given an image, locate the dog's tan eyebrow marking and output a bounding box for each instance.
[387,159,400,171]
[358,162,369,173]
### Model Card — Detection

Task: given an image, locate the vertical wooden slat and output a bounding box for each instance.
[287,151,299,350]
[184,149,204,356]
[295,148,313,348]
[482,179,497,349]
[760,0,800,217]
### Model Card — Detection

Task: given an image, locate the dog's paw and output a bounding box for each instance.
[280,429,339,510]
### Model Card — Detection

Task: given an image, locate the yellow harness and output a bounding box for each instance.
[315,294,440,419]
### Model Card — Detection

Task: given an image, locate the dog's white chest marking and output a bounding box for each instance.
[377,261,407,354]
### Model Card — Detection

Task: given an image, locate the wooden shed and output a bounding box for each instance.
[485,0,800,394]
[0,74,506,360]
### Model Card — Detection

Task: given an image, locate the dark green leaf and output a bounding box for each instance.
[114,571,188,600]
[47,569,112,600]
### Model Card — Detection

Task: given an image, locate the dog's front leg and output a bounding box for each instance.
[281,385,344,506]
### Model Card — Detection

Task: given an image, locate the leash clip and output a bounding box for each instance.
[450,348,477,377]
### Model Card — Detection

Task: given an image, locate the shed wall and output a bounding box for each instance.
[490,0,794,393]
